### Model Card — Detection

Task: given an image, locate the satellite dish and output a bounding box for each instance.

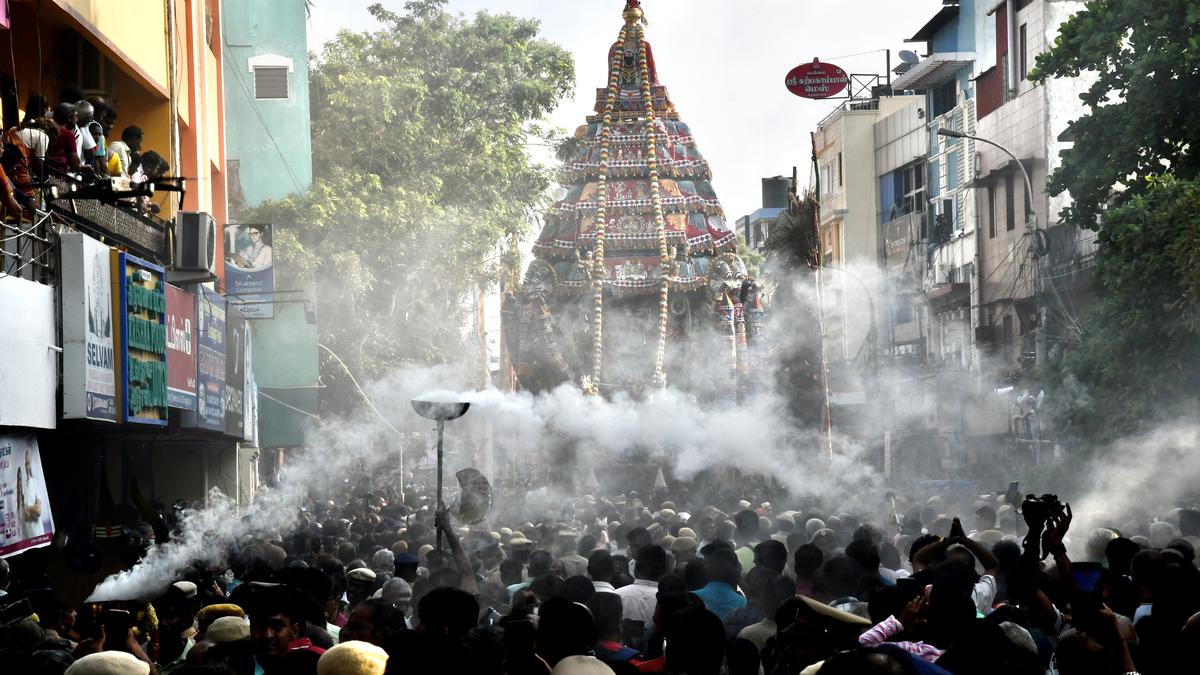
[452,468,492,524]
[899,50,920,64]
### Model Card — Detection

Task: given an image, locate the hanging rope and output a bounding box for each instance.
[638,24,671,388]
[587,19,630,395]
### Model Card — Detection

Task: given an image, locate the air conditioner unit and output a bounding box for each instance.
[175,211,217,273]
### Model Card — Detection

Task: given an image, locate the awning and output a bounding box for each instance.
[907,5,961,43]
[891,52,974,91]
[925,282,971,308]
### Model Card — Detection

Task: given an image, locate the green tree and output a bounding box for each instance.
[247,1,573,412]
[1031,0,1200,231]
[1032,1,1200,438]
[1047,177,1200,437]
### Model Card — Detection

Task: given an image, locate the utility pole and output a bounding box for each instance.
[936,128,1044,365]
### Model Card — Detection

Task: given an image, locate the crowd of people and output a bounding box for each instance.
[1,477,1199,675]
[2,88,169,220]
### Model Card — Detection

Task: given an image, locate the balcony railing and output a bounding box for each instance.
[1,209,57,284]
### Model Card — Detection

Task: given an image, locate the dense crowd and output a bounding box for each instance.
[2,89,169,220]
[1,478,1199,675]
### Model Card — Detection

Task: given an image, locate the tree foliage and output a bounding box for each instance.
[762,193,824,428]
[1031,0,1200,231]
[246,1,573,412]
[1046,177,1200,437]
[1033,0,1200,439]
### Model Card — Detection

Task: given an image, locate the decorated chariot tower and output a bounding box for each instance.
[504,0,766,399]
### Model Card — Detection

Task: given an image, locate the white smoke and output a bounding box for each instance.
[87,355,882,601]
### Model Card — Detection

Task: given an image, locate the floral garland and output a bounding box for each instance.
[639,23,671,388]
[586,22,629,395]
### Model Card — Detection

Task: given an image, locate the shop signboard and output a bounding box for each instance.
[116,253,168,425]
[61,232,117,422]
[225,309,246,438]
[0,433,55,558]
[166,285,198,410]
[224,224,274,318]
[785,59,850,99]
[243,328,255,442]
[195,287,226,431]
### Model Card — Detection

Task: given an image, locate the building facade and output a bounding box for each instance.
[813,95,923,364]
[0,0,260,560]
[221,0,313,215]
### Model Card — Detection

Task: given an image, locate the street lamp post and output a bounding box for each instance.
[411,398,471,553]
[936,128,1045,366]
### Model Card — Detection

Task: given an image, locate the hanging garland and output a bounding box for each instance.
[638,23,671,388]
[586,21,629,395]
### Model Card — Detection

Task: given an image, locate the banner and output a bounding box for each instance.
[166,285,198,410]
[0,434,55,558]
[225,309,246,438]
[196,287,226,431]
[224,224,274,319]
[117,253,168,425]
[243,328,255,442]
[61,232,117,422]
[0,277,57,428]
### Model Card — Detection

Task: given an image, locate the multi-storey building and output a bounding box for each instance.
[737,176,792,254]
[813,95,923,366]
[0,1,260,552]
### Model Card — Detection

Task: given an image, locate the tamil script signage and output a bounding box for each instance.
[116,253,168,425]
[196,287,226,431]
[224,309,246,438]
[0,433,55,558]
[224,224,274,319]
[60,232,117,422]
[166,285,198,411]
[785,59,850,99]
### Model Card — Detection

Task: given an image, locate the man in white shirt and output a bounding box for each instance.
[588,549,618,594]
[74,100,99,164]
[615,545,668,627]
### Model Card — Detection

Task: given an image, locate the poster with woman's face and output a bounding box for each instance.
[0,433,55,556]
[223,224,275,319]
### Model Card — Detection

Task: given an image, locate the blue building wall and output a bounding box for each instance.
[221,0,313,209]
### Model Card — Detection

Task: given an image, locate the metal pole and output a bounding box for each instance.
[436,420,445,553]
[937,129,1043,364]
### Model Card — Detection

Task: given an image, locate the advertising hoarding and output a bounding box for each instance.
[60,232,117,422]
[195,287,226,431]
[225,309,246,438]
[0,277,57,428]
[0,433,55,558]
[224,224,274,319]
[117,253,168,425]
[785,59,850,99]
[166,285,198,411]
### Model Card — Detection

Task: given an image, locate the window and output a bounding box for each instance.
[837,152,843,187]
[931,80,957,119]
[900,161,926,216]
[254,67,289,99]
[1019,24,1028,82]
[248,54,294,100]
[988,183,996,238]
[1005,173,1016,231]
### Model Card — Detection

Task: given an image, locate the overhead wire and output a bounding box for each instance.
[317,343,403,437]
[258,391,321,419]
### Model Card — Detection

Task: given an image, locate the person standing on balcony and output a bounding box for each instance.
[107,126,144,178]
[73,100,101,174]
[46,103,84,177]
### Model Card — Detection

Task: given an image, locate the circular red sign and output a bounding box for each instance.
[785,59,850,99]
